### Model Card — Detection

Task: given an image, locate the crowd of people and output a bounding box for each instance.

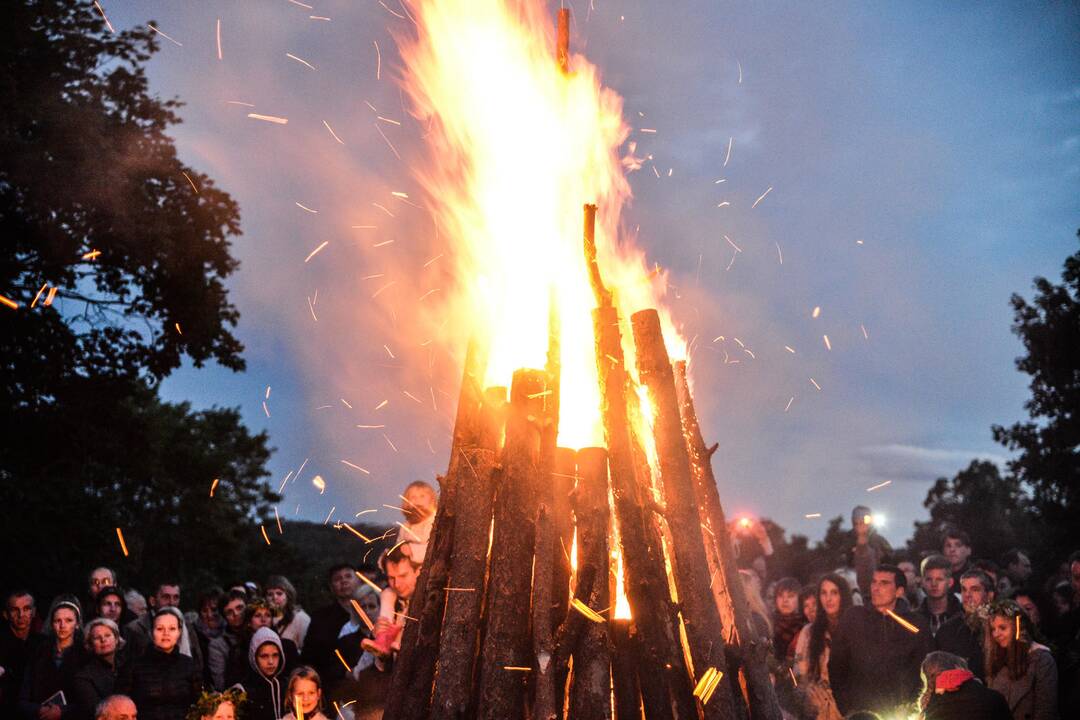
[2,483,1078,720]
[742,506,1079,719]
[0,481,437,720]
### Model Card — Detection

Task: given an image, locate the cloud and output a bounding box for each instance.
[858,444,1007,483]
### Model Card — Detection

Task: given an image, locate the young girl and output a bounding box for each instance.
[280,666,329,720]
[986,600,1058,720]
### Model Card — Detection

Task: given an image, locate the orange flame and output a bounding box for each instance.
[399,0,684,448]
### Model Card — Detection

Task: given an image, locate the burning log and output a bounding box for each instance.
[673,361,783,720]
[476,369,549,720]
[429,387,506,720]
[385,339,489,720]
[583,204,697,720]
[610,619,642,720]
[631,310,737,720]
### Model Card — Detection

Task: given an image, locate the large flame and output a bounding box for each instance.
[400,0,684,448]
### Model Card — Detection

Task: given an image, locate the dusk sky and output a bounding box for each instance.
[105,1,1079,545]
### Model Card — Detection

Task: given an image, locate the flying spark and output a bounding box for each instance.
[323,120,345,144]
[286,52,316,70]
[94,2,115,33]
[866,480,892,492]
[247,113,288,124]
[751,186,773,209]
[115,527,129,556]
[304,241,329,263]
[147,23,182,47]
[215,18,222,59]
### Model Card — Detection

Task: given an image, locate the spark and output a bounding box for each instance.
[378,0,407,20]
[809,378,821,391]
[261,525,271,545]
[372,203,395,217]
[355,572,383,595]
[355,424,386,429]
[390,191,409,199]
[723,137,733,167]
[571,598,606,623]
[784,345,796,354]
[373,240,395,248]
[247,113,288,124]
[227,101,256,107]
[373,40,382,79]
[341,460,371,475]
[789,667,798,687]
[286,52,316,70]
[324,506,336,524]
[340,398,352,409]
[278,472,293,493]
[182,171,199,193]
[418,288,440,301]
[784,396,795,413]
[866,480,892,492]
[502,667,532,672]
[1,295,20,310]
[334,649,351,672]
[265,386,271,399]
[812,306,821,319]
[295,202,318,214]
[737,59,743,83]
[885,610,919,634]
[723,235,742,252]
[287,0,314,7]
[372,281,396,298]
[805,513,822,519]
[262,401,271,417]
[426,438,436,454]
[312,475,326,494]
[43,287,58,306]
[115,527,129,556]
[861,324,869,339]
[82,250,102,260]
[304,241,329,263]
[340,523,372,542]
[216,18,222,60]
[94,2,115,33]
[375,123,401,160]
[174,322,183,335]
[383,344,395,359]
[639,128,657,134]
[716,201,730,208]
[423,253,443,267]
[275,508,283,534]
[714,178,726,184]
[1015,615,1021,640]
[751,186,773,209]
[350,599,375,632]
[30,284,47,308]
[402,390,423,404]
[823,335,832,351]
[363,274,384,281]
[383,434,398,452]
[323,120,345,144]
[209,478,219,497]
[310,15,331,21]
[353,225,377,230]
[652,166,660,178]
[378,116,402,126]
[776,242,783,265]
[147,23,182,47]
[306,296,318,322]
[374,400,389,410]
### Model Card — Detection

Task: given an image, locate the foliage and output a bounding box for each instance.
[992,229,1080,557]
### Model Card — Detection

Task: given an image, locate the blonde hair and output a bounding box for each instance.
[285,665,323,713]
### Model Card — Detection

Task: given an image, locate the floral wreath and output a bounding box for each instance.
[186,688,247,720]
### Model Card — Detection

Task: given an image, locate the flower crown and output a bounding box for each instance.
[185,688,247,720]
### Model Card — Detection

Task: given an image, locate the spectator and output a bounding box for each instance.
[794,573,852,720]
[1013,588,1046,631]
[1,590,42,714]
[266,576,311,653]
[918,651,1010,720]
[738,569,773,641]
[123,592,147,621]
[986,599,1059,720]
[239,627,285,720]
[828,565,931,716]
[935,569,994,678]
[73,618,127,720]
[731,516,774,582]
[192,588,223,675]
[897,558,924,609]
[118,607,201,720]
[1003,549,1033,587]
[87,568,117,619]
[771,577,804,662]
[398,481,438,563]
[916,555,962,636]
[942,527,973,580]
[19,595,86,720]
[361,547,420,662]
[123,582,203,673]
[96,588,131,627]
[301,564,362,685]
[798,585,818,626]
[187,688,244,720]
[206,591,246,691]
[280,666,328,720]
[850,506,891,599]
[224,600,298,689]
[94,695,137,720]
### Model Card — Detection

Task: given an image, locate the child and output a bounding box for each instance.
[772,576,805,662]
[397,480,438,563]
[279,666,329,720]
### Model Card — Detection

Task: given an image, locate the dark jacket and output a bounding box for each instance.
[301,603,352,683]
[207,626,241,690]
[916,592,963,637]
[827,604,932,715]
[118,646,201,720]
[240,628,285,720]
[924,676,1012,720]
[988,645,1059,720]
[71,653,125,720]
[122,613,204,674]
[17,639,86,719]
[225,630,298,688]
[0,625,43,712]
[935,613,986,679]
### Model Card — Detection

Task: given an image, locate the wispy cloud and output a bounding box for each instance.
[858,444,1007,482]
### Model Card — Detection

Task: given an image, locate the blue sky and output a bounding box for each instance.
[106,1,1079,545]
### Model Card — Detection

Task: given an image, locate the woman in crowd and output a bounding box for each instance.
[18,595,86,720]
[793,573,852,720]
[240,627,285,720]
[800,584,818,626]
[986,599,1059,720]
[280,666,328,720]
[72,618,126,720]
[918,651,1011,720]
[119,607,201,720]
[185,688,245,720]
[266,576,311,653]
[192,587,223,683]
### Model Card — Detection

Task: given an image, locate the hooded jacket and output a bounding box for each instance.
[240,628,285,720]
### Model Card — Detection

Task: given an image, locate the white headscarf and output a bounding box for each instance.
[154,606,193,658]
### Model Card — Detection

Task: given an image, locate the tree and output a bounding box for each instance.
[0,1,275,600]
[992,229,1080,558]
[906,460,1034,565]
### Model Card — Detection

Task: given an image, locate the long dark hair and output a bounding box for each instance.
[808,574,852,680]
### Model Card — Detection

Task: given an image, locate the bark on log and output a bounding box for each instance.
[566,447,612,720]
[477,369,548,720]
[673,361,782,720]
[632,310,737,720]
[430,388,506,720]
[611,619,642,720]
[384,339,488,720]
[584,204,697,720]
[557,8,570,74]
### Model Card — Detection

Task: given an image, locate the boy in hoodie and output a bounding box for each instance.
[240,627,285,720]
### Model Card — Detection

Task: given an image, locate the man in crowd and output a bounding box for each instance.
[87,567,117,617]
[829,565,931,716]
[0,590,42,712]
[897,558,922,609]
[916,554,963,636]
[942,527,973,582]
[207,589,248,690]
[302,563,362,685]
[95,694,138,720]
[851,505,891,599]
[1002,548,1033,587]
[123,579,204,670]
[935,570,994,678]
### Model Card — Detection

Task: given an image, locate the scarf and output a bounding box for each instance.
[935,668,974,694]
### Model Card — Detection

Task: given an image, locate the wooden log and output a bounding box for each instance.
[631,310,737,720]
[551,448,576,679]
[557,8,570,74]
[477,369,548,720]
[430,388,507,720]
[384,339,488,720]
[673,361,782,720]
[566,447,612,720]
[583,204,697,720]
[610,619,642,720]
